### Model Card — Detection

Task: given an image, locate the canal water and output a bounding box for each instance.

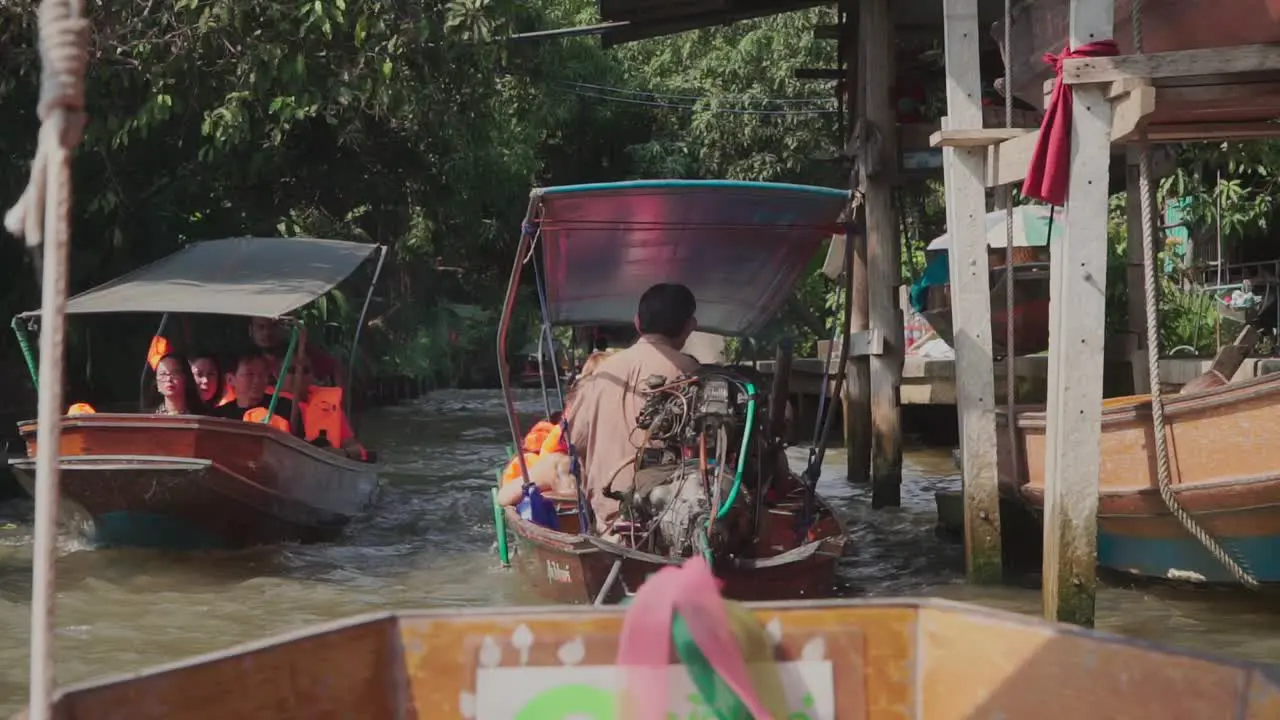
[0,389,1277,713]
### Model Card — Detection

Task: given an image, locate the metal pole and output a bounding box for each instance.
[265,322,299,424]
[498,196,540,489]
[139,312,169,410]
[11,317,39,390]
[346,244,388,425]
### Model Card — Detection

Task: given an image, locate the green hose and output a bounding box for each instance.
[11,318,37,390]
[492,483,510,567]
[264,323,299,424]
[715,382,756,520]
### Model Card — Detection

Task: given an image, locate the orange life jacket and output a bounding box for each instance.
[241,406,292,434]
[66,402,97,415]
[218,386,236,406]
[523,420,557,453]
[502,420,563,484]
[299,386,366,459]
[146,335,171,371]
[265,386,366,459]
[540,423,566,455]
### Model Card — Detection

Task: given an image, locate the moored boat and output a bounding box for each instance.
[25,597,1280,718]
[998,372,1280,583]
[915,206,1058,356]
[8,236,387,549]
[493,180,851,603]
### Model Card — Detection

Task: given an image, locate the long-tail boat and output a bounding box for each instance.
[998,373,1280,583]
[493,180,850,604]
[24,597,1280,718]
[8,237,385,549]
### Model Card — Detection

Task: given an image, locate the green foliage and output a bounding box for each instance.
[616,8,842,185]
[1161,141,1280,244]
[7,0,1277,405]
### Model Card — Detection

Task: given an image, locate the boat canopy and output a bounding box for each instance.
[19,236,379,319]
[530,180,849,336]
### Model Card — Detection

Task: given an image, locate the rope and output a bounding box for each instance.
[4,1,90,718]
[1002,0,1020,500]
[1131,0,1259,588]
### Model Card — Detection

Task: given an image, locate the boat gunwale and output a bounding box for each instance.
[1020,469,1280,517]
[41,597,1277,712]
[8,454,214,473]
[15,413,375,473]
[997,370,1280,430]
[504,492,848,569]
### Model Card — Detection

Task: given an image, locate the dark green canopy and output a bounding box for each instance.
[20,237,378,319]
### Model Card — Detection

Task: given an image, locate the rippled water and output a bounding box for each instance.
[0,389,1277,713]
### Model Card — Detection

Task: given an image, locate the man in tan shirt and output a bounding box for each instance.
[567,283,702,535]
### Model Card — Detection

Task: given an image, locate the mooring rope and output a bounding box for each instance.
[4,1,91,718]
[1131,0,1259,588]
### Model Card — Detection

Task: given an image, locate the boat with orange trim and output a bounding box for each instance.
[997,373,1280,583]
[8,236,387,549]
[23,597,1280,718]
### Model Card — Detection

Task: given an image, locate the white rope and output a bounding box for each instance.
[4,1,91,718]
[1002,0,1018,492]
[1131,0,1258,588]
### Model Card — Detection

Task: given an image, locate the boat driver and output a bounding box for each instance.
[566,283,701,537]
[248,317,343,389]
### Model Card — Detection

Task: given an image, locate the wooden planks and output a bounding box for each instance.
[1063,43,1280,85]
[859,0,903,507]
[939,0,1002,584]
[843,4,871,486]
[1039,0,1114,628]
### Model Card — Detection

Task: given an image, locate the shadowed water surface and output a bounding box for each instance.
[0,389,1277,712]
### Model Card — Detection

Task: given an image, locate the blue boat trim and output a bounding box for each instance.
[535,179,850,198]
[1097,530,1280,584]
[93,511,229,551]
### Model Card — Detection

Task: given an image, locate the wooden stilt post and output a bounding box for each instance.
[859,0,903,507]
[1041,0,1115,627]
[1125,149,1153,395]
[842,1,872,485]
[940,0,1003,582]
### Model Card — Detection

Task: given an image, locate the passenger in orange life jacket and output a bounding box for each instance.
[209,351,305,439]
[270,358,366,460]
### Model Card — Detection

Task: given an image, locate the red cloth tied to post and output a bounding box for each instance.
[1021,40,1120,206]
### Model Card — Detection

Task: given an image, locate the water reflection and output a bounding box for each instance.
[0,389,1276,712]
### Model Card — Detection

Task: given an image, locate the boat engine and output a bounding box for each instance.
[607,367,767,558]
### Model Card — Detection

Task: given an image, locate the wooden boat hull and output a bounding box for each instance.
[13,414,380,549]
[506,490,847,604]
[922,262,1051,356]
[28,599,1280,719]
[998,373,1280,583]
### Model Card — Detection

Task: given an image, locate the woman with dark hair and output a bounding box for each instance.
[152,353,206,415]
[189,352,225,407]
